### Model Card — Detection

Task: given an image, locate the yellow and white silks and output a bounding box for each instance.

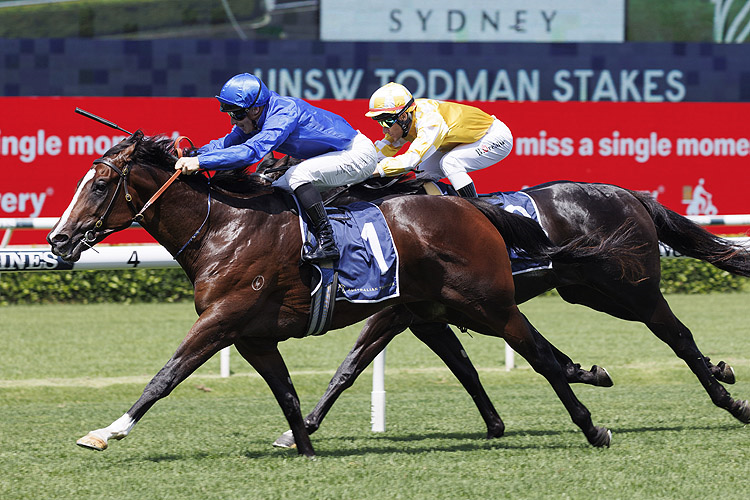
[373,99,513,190]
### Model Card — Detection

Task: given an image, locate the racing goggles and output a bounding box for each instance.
[374,114,399,128]
[226,108,249,121]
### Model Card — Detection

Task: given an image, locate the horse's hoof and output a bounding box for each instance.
[76,434,107,451]
[591,365,614,387]
[716,361,736,384]
[731,399,750,424]
[485,422,505,439]
[272,430,297,449]
[589,427,612,448]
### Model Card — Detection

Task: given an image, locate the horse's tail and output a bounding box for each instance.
[467,199,557,257]
[468,199,648,284]
[628,190,750,277]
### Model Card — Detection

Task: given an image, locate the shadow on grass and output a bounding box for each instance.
[114,422,742,462]
[241,420,746,459]
[241,429,586,459]
[610,422,739,435]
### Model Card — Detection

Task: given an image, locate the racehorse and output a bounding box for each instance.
[262,158,750,448]
[47,131,643,456]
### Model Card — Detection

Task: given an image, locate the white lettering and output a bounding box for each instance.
[0,191,47,216]
[428,69,454,99]
[665,70,686,102]
[488,70,515,100]
[326,69,364,99]
[304,69,325,100]
[279,68,303,97]
[552,70,574,101]
[644,69,664,102]
[591,70,618,101]
[456,69,487,101]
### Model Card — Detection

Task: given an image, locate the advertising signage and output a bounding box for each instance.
[321,0,626,42]
[1,97,747,245]
[1,40,749,102]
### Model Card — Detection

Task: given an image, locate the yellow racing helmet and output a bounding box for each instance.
[365,82,416,118]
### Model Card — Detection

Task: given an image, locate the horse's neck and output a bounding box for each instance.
[149,178,293,260]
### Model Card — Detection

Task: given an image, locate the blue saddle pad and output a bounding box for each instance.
[485,191,552,275]
[298,201,400,303]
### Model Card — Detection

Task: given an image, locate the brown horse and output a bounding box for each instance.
[266,165,750,448]
[47,132,643,456]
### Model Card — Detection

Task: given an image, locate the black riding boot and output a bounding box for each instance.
[457,182,478,198]
[295,183,340,263]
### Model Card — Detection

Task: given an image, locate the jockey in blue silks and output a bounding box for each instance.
[176,73,377,263]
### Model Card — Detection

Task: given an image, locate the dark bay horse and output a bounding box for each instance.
[266,163,750,448]
[47,132,643,456]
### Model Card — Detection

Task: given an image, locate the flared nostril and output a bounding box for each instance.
[48,233,69,246]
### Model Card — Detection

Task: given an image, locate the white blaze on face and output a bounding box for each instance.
[48,168,96,240]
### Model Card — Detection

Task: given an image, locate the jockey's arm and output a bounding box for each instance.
[374,104,448,177]
[194,105,297,171]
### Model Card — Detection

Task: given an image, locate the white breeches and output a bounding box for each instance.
[274,132,378,192]
[415,118,513,190]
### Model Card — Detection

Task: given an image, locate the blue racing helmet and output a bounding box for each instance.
[215,73,271,111]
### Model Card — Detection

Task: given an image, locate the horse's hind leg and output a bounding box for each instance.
[500,308,611,447]
[410,321,505,438]
[273,305,413,449]
[706,358,735,384]
[273,310,505,448]
[234,339,316,457]
[645,296,750,423]
[548,341,614,387]
[560,283,749,423]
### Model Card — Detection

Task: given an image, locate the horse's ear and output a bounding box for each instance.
[261,151,275,162]
[115,142,138,163]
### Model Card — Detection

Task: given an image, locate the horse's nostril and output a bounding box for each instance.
[50,233,69,245]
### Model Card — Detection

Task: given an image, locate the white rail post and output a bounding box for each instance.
[371,349,386,432]
[220,347,231,378]
[505,341,515,371]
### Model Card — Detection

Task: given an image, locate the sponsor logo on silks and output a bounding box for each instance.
[475,139,507,157]
[0,250,72,271]
[682,178,718,216]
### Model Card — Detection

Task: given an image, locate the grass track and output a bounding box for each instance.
[2,293,750,499]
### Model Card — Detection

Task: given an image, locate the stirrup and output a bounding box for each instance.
[302,242,339,263]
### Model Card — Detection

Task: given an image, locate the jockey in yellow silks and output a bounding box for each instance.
[365,82,513,197]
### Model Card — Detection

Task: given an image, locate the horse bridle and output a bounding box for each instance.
[83,137,203,257]
[84,157,142,246]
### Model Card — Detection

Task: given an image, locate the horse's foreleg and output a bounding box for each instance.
[273,305,413,449]
[234,340,315,458]
[76,311,232,451]
[410,321,505,439]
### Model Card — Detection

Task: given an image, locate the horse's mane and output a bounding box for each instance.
[108,130,270,195]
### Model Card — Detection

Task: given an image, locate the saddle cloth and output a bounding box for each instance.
[430,182,551,275]
[297,200,400,304]
[483,191,552,275]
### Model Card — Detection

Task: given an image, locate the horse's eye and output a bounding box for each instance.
[92,180,108,195]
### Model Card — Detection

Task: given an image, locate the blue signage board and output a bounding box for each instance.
[1,39,748,102]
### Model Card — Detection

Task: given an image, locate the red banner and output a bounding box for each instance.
[2,97,748,245]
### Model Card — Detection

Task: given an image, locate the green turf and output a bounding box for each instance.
[2,294,750,499]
